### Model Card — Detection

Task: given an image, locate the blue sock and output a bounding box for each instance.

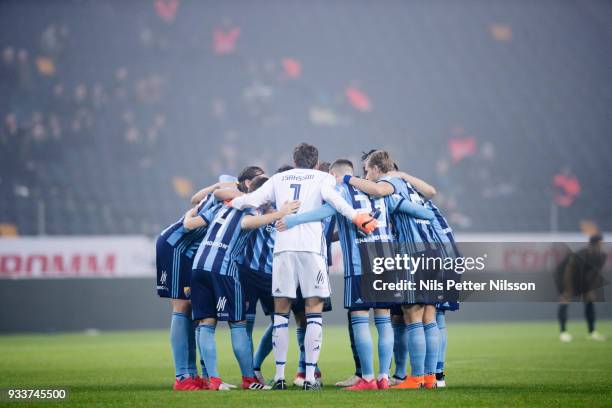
[351,314,374,380]
[374,315,393,378]
[196,324,218,378]
[254,322,273,371]
[296,326,306,374]
[246,314,256,356]
[424,321,439,375]
[436,311,447,373]
[406,322,425,377]
[199,358,209,378]
[170,312,191,379]
[392,322,407,379]
[194,328,208,378]
[230,321,254,377]
[348,312,362,376]
[187,320,198,377]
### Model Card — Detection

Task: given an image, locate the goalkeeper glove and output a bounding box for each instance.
[352,212,378,235]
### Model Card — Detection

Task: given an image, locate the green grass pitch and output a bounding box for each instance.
[1,321,611,407]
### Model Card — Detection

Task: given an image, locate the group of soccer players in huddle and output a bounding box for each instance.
[156,143,459,392]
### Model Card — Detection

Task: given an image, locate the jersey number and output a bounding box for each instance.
[290,184,301,200]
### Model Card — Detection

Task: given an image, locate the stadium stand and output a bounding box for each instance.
[1,0,611,235]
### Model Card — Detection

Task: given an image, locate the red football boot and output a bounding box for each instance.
[377,377,390,390]
[344,378,378,391]
[173,377,201,391]
[208,377,225,391]
[195,376,209,390]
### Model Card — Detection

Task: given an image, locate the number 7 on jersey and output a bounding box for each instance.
[290,183,301,200]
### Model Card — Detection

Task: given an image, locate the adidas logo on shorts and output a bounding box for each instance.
[315,270,326,288]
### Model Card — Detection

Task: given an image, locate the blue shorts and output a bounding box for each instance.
[436,301,460,312]
[390,302,440,317]
[344,275,394,310]
[240,265,274,316]
[156,236,193,299]
[191,268,245,322]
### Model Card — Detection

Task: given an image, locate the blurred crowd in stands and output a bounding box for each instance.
[1,0,610,236]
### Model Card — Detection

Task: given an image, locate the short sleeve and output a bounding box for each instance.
[377,175,397,194]
[200,204,220,224]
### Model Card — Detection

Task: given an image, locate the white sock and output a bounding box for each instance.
[304,313,323,383]
[272,313,289,381]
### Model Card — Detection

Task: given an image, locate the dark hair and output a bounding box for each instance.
[293,143,318,169]
[276,164,294,173]
[317,161,331,173]
[237,165,264,193]
[366,150,394,173]
[361,149,378,162]
[248,175,269,193]
[590,233,603,245]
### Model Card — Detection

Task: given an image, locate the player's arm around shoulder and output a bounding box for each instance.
[344,174,394,197]
[386,170,437,199]
[240,200,301,230]
[276,203,337,231]
[191,179,238,205]
[231,175,276,210]
[389,196,435,220]
[183,206,208,230]
[214,187,242,203]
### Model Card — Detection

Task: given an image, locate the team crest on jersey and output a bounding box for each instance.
[160,270,167,285]
[183,286,191,298]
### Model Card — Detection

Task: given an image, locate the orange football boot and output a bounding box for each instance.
[390,375,424,389]
[424,374,437,389]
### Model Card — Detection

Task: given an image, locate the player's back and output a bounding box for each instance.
[240,223,275,274]
[158,195,215,256]
[336,183,395,277]
[193,205,251,277]
[380,176,438,249]
[271,168,334,254]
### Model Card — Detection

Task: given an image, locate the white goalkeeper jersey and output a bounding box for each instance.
[231,168,356,254]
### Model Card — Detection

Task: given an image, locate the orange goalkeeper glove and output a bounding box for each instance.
[352,212,378,235]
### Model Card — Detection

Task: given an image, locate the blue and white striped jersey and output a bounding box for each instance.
[240,222,275,275]
[424,199,461,258]
[192,204,254,277]
[335,184,401,277]
[380,176,440,253]
[158,194,217,259]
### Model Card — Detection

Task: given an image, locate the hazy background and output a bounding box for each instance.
[0,0,610,332]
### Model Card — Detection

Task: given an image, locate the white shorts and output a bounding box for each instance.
[272,251,330,299]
